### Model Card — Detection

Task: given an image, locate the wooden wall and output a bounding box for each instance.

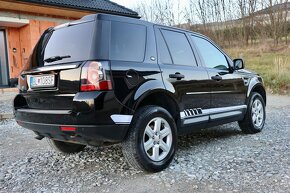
[7,20,57,78]
[6,27,21,78]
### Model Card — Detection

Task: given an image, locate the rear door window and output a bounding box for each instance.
[155,30,172,64]
[110,21,146,62]
[161,29,196,66]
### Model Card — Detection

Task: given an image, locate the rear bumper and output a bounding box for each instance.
[16,119,129,145]
[14,91,132,145]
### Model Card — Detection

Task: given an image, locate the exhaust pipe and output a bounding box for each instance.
[35,135,44,140]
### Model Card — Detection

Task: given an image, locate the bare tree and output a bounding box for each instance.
[267,0,289,45]
[136,0,183,26]
[184,0,196,29]
[196,0,209,28]
[135,0,290,47]
[249,0,258,44]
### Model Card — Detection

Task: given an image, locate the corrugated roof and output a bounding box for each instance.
[17,0,139,18]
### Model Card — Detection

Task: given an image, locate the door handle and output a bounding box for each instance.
[211,75,222,81]
[169,73,185,80]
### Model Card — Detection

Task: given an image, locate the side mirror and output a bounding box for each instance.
[233,58,244,70]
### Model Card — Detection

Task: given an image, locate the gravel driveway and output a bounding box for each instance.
[0,92,15,115]
[0,94,289,192]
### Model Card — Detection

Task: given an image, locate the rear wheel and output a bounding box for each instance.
[239,92,266,134]
[122,106,177,172]
[47,139,86,154]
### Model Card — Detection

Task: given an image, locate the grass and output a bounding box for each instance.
[225,44,290,95]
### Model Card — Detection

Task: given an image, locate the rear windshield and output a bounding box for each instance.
[42,21,94,66]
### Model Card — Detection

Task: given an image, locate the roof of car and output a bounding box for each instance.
[17,0,139,18]
[88,13,205,37]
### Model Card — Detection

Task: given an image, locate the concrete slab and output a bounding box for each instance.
[0,113,14,120]
[0,87,18,94]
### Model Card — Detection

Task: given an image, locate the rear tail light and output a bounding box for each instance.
[80,61,112,91]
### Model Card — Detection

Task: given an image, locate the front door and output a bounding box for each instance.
[0,30,9,86]
[190,35,247,121]
[154,26,210,129]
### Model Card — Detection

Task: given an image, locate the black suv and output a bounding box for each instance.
[14,14,266,172]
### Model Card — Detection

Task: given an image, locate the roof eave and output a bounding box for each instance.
[16,0,140,18]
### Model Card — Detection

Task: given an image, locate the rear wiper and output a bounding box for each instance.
[44,55,71,63]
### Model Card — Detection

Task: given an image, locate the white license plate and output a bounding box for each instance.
[30,75,55,88]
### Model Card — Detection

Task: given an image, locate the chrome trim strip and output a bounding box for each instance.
[110,114,133,125]
[33,64,78,72]
[186,92,210,95]
[180,105,247,119]
[55,94,75,97]
[17,120,100,127]
[186,91,232,95]
[202,105,247,115]
[210,111,242,120]
[183,116,209,125]
[180,112,186,118]
[22,63,80,75]
[17,109,71,115]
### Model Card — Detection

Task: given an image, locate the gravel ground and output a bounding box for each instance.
[0,95,289,192]
[0,92,16,115]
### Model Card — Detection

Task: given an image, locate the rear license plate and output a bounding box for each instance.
[30,75,55,88]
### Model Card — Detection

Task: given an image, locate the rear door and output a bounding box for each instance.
[190,35,247,121]
[154,26,210,128]
[108,21,162,108]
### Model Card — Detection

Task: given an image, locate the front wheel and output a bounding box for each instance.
[239,92,266,134]
[122,106,177,172]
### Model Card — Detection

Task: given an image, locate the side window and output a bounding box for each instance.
[110,21,146,62]
[156,30,172,64]
[161,29,197,66]
[191,36,228,70]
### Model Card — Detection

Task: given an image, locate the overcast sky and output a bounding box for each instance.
[111,0,138,9]
[111,0,189,12]
[111,0,190,23]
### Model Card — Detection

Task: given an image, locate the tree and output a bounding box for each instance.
[135,0,290,47]
[136,0,183,26]
[266,0,289,45]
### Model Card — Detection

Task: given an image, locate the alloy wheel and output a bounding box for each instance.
[143,117,173,162]
[251,98,264,127]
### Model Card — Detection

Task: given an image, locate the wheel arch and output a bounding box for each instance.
[133,89,181,129]
[247,78,266,106]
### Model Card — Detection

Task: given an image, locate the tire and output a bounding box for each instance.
[47,139,86,154]
[239,92,266,134]
[122,106,177,172]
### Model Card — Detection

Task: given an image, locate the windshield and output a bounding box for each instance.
[41,21,94,66]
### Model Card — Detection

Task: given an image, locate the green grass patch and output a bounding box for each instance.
[225,46,290,95]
